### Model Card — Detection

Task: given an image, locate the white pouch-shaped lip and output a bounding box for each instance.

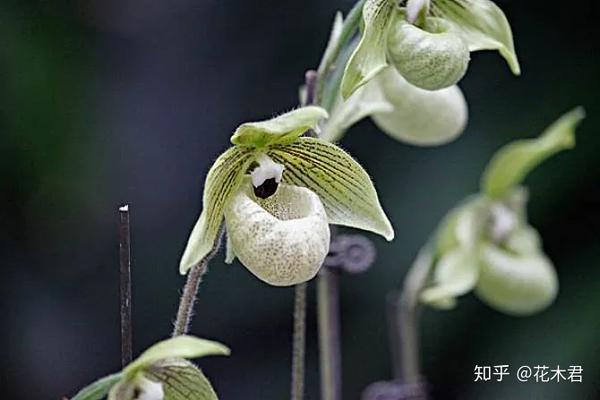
[369,67,468,146]
[225,181,330,286]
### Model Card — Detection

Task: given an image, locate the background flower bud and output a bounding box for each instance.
[387,14,470,90]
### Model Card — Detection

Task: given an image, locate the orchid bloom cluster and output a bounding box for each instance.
[419,108,585,315]
[72,336,230,400]
[179,106,394,286]
[324,0,519,146]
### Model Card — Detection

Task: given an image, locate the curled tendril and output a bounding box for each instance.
[324,234,377,274]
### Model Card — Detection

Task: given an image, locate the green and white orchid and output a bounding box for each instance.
[71,335,230,400]
[419,107,585,315]
[341,0,520,97]
[179,106,394,286]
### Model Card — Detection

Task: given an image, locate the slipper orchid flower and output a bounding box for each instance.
[179,106,394,286]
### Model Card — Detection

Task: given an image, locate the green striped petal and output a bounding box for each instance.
[268,138,394,240]
[144,359,220,400]
[431,0,520,74]
[230,106,329,148]
[481,107,585,198]
[341,0,396,99]
[179,146,255,274]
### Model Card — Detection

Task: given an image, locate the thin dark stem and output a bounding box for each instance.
[291,283,308,400]
[119,205,133,367]
[391,246,434,383]
[172,261,208,337]
[317,268,342,400]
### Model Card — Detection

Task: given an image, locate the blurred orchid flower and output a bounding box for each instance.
[323,66,468,146]
[341,0,519,97]
[419,107,585,315]
[179,106,394,286]
[71,336,230,400]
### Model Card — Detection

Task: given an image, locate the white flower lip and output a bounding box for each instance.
[369,68,468,146]
[135,375,164,400]
[225,181,330,286]
[250,154,285,188]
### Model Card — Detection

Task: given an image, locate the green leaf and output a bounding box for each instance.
[431,0,521,74]
[71,373,123,400]
[420,248,479,307]
[340,0,396,99]
[179,146,255,274]
[481,107,585,198]
[230,106,329,148]
[145,359,220,400]
[268,137,394,240]
[125,336,230,378]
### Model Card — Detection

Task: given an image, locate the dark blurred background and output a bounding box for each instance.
[1,0,598,399]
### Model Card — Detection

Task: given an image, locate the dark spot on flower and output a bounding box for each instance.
[254,178,278,199]
[132,387,142,399]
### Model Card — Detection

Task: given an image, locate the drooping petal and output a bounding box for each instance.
[269,138,394,240]
[340,0,396,99]
[179,147,255,274]
[481,107,585,198]
[475,244,558,316]
[369,68,468,146]
[431,0,520,74]
[230,106,329,148]
[225,182,330,286]
[420,248,480,308]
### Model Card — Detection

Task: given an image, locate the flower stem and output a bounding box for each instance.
[291,282,308,400]
[317,267,342,400]
[172,229,222,337]
[172,261,208,336]
[119,205,133,367]
[390,246,434,382]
